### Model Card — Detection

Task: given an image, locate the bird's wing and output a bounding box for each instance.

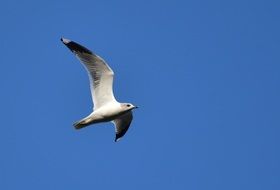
[113,111,133,142]
[61,38,117,110]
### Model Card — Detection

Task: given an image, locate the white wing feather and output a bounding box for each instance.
[61,38,117,110]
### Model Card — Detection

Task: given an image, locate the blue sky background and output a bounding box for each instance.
[0,0,279,189]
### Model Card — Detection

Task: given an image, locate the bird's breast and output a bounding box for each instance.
[95,103,123,121]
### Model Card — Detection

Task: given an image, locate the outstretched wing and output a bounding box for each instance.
[113,111,133,142]
[61,38,117,110]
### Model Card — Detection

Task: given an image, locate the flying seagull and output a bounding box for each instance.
[61,38,137,142]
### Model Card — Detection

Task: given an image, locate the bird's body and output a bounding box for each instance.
[61,38,137,142]
[74,102,130,129]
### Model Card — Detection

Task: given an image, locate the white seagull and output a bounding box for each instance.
[61,38,138,142]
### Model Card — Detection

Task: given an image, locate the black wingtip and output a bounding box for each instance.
[60,38,92,54]
[115,137,121,142]
[115,132,126,142]
[115,134,121,142]
[61,37,71,44]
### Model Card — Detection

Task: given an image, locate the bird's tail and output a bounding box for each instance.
[73,114,102,129]
[73,121,86,129]
[73,118,92,130]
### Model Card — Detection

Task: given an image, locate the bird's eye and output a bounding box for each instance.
[127,104,131,107]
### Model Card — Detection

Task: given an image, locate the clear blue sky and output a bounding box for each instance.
[0,0,279,189]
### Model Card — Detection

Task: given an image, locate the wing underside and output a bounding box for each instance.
[61,38,116,109]
[113,111,133,142]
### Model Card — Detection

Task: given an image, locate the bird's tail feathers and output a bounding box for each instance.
[73,119,91,130]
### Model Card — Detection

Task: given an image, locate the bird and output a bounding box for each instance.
[61,38,138,142]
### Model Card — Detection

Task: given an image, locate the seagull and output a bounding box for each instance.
[61,38,138,142]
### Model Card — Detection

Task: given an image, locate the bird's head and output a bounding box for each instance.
[121,103,138,111]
